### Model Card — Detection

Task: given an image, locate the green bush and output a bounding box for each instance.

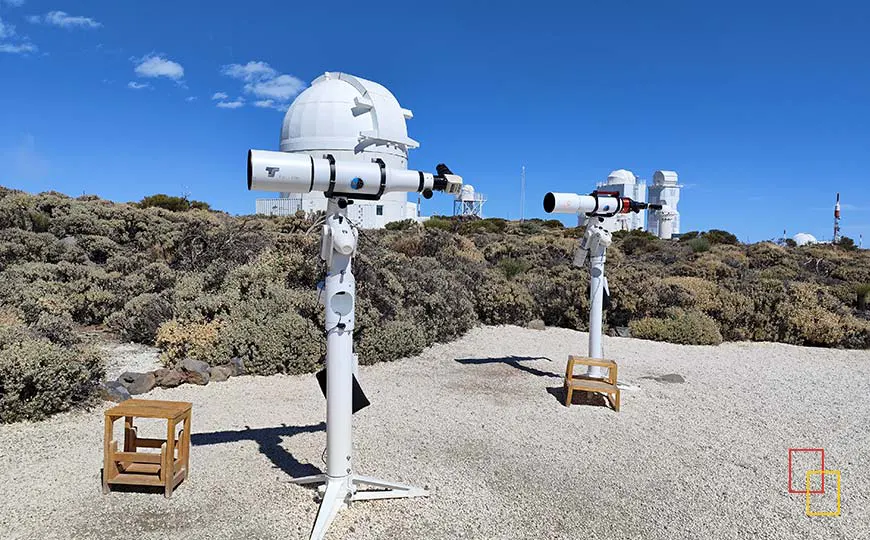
[0,325,104,423]
[385,219,416,231]
[498,258,531,279]
[688,237,711,253]
[629,308,723,345]
[31,312,79,347]
[474,277,537,326]
[139,194,210,212]
[107,293,173,344]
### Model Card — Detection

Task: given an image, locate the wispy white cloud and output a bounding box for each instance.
[221,61,276,82]
[221,60,305,111]
[211,91,228,100]
[185,96,197,102]
[253,99,289,111]
[127,81,150,90]
[246,74,305,101]
[0,17,16,39]
[216,98,245,109]
[1,0,26,7]
[133,53,184,80]
[0,42,36,54]
[28,11,102,29]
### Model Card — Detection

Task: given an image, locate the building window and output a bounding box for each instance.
[376,205,383,216]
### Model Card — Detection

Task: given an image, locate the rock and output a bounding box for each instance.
[117,371,157,395]
[526,319,546,331]
[153,368,184,388]
[58,236,78,248]
[210,365,232,383]
[614,326,631,338]
[180,358,211,385]
[229,356,246,376]
[99,380,131,403]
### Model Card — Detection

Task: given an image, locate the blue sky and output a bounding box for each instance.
[1,0,868,243]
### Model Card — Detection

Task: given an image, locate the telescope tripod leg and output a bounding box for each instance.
[309,477,349,540]
[350,475,428,501]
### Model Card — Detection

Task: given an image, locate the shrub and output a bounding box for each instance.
[423,216,454,231]
[688,237,711,253]
[107,293,173,344]
[356,319,427,365]
[139,194,210,212]
[619,230,660,255]
[385,219,416,231]
[155,319,225,366]
[629,308,723,345]
[498,258,531,279]
[31,312,79,347]
[703,229,740,245]
[0,325,104,423]
[839,236,857,251]
[542,219,564,229]
[474,277,537,325]
[856,283,870,311]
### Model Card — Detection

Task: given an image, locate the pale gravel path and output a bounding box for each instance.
[1,326,868,540]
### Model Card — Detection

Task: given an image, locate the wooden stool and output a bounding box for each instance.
[564,355,620,411]
[102,399,192,497]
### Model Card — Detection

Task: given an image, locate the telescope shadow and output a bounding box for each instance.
[454,356,560,379]
[190,422,326,480]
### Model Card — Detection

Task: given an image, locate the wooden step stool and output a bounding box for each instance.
[564,355,620,411]
[103,399,192,497]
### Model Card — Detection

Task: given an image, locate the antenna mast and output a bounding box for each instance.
[834,193,841,244]
[520,165,526,222]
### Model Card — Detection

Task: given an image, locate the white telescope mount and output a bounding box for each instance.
[289,196,427,539]
[543,190,661,378]
[573,216,613,378]
[246,152,463,540]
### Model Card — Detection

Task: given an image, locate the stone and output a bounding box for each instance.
[180,358,211,385]
[58,236,78,248]
[229,356,246,376]
[210,365,232,383]
[526,319,546,331]
[153,368,184,388]
[614,326,632,338]
[117,371,157,395]
[99,380,131,403]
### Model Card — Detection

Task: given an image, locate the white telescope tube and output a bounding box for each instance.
[248,149,459,197]
[543,192,625,216]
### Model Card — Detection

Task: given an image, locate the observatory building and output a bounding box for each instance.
[254,72,424,228]
[453,184,487,217]
[593,169,682,239]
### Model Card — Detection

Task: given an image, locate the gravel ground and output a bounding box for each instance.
[1,325,868,540]
[99,341,163,380]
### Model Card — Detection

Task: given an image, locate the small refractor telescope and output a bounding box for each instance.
[248,149,462,202]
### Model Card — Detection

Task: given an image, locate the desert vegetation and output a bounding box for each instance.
[1,187,869,421]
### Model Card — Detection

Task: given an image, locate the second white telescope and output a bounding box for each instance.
[544,191,661,216]
[248,149,462,200]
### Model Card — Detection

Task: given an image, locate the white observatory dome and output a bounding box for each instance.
[280,72,419,167]
[607,169,636,185]
[653,170,678,185]
[793,233,818,246]
[458,184,476,201]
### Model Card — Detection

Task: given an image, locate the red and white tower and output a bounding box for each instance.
[834,193,841,244]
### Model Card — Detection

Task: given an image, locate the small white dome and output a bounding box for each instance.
[280,72,418,161]
[606,169,636,184]
[458,184,476,201]
[653,170,678,185]
[793,233,818,246]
